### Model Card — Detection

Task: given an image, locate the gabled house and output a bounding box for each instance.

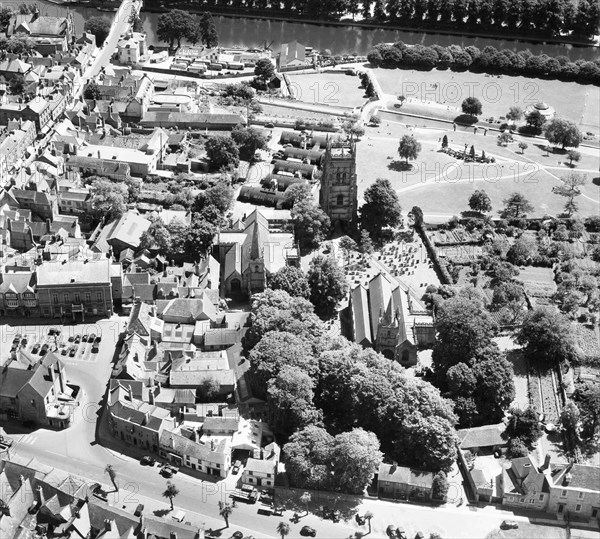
[0,271,37,316]
[377,463,434,501]
[502,454,550,511]
[548,462,600,521]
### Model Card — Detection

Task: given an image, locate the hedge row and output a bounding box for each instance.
[367,42,600,86]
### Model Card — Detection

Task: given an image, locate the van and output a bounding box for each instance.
[172,510,186,522]
[134,504,144,516]
[228,62,244,70]
[171,62,188,71]
[188,63,206,73]
[208,63,223,71]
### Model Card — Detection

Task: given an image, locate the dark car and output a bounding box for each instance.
[21,337,28,346]
[500,520,519,530]
[61,348,68,356]
[74,334,81,344]
[31,344,40,354]
[68,335,74,342]
[95,335,102,343]
[140,456,155,466]
[89,333,96,343]
[48,328,61,336]
[82,334,88,342]
[40,344,49,355]
[69,347,76,357]
[134,504,144,517]
[300,526,316,537]
[92,345,99,353]
[160,467,173,478]
[231,532,243,539]
[12,335,21,345]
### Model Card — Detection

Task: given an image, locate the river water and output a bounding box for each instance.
[6,0,600,60]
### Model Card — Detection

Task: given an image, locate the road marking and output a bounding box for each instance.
[18,434,38,445]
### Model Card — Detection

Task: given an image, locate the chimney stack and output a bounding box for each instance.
[127,385,133,402]
[36,485,45,506]
[540,454,551,471]
[104,519,112,531]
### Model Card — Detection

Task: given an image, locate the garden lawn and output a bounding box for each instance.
[286,72,368,108]
[356,122,599,220]
[373,68,600,134]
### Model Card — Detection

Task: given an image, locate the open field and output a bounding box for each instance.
[355,120,600,220]
[372,68,600,134]
[287,72,368,108]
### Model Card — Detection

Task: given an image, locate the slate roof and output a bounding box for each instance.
[36,259,111,286]
[245,457,277,475]
[554,464,600,492]
[378,463,433,488]
[0,272,35,294]
[0,369,34,398]
[141,513,201,539]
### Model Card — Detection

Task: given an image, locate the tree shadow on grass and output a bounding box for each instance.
[153,509,171,518]
[388,160,413,172]
[592,177,600,187]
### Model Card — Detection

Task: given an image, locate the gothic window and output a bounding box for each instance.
[336,195,344,206]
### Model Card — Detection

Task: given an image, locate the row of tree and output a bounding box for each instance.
[149,0,598,41]
[367,42,600,85]
[157,9,219,49]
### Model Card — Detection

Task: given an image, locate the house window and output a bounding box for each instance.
[7,299,18,308]
[520,498,525,503]
[529,499,534,504]
[74,293,81,303]
[85,293,91,303]
[248,471,253,476]
[539,494,544,501]
[63,293,70,303]
[576,504,582,512]
[336,194,344,206]
[561,490,567,498]
[266,473,272,478]
[96,292,102,302]
[578,492,585,500]
[52,294,59,304]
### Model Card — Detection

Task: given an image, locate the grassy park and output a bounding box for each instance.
[372,68,600,134]
[287,72,368,108]
[355,116,600,220]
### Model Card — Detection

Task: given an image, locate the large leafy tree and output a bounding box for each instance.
[231,125,268,160]
[331,428,383,494]
[199,12,219,47]
[204,136,240,170]
[249,331,317,393]
[545,118,583,149]
[194,180,234,216]
[291,198,331,253]
[398,135,422,164]
[243,289,325,352]
[500,192,534,218]
[283,426,334,490]
[157,9,194,49]
[516,307,578,364]
[89,178,127,222]
[432,297,498,371]
[505,407,543,446]
[267,366,321,442]
[84,16,111,46]
[268,266,310,299]
[184,215,218,259]
[554,172,587,217]
[573,382,600,440]
[84,82,102,100]
[307,255,348,319]
[360,178,402,241]
[468,189,492,213]
[254,58,276,81]
[461,96,482,116]
[139,218,171,253]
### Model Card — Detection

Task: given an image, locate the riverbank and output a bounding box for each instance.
[48,0,600,49]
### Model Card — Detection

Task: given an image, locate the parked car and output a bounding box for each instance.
[95,335,102,343]
[21,337,28,346]
[12,334,22,344]
[69,347,76,357]
[172,510,186,522]
[231,532,243,539]
[140,456,156,466]
[300,526,316,537]
[89,333,96,343]
[61,348,68,356]
[48,328,60,336]
[91,345,99,353]
[500,521,519,530]
[31,344,40,354]
[74,334,81,344]
[68,335,74,342]
[82,334,88,342]
[134,504,144,516]
[40,344,49,355]
[232,460,241,474]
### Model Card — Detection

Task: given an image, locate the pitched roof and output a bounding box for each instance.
[378,463,433,488]
[245,457,277,475]
[36,259,111,286]
[457,423,507,449]
[0,368,34,398]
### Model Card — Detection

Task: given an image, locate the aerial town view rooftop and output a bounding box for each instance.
[0,0,599,538]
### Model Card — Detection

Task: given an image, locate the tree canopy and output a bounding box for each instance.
[500,192,534,218]
[545,118,583,149]
[89,178,127,222]
[360,178,402,242]
[516,307,578,364]
[268,266,311,299]
[291,197,331,253]
[398,134,422,163]
[468,190,492,214]
[307,255,348,318]
[204,136,240,170]
[84,16,110,46]
[461,97,482,116]
[231,125,268,160]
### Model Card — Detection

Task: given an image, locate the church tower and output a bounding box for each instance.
[319,138,358,226]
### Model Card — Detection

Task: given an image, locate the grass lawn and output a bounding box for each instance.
[355,120,600,220]
[286,72,368,108]
[372,68,600,134]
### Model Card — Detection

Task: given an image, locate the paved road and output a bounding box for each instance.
[73,0,137,100]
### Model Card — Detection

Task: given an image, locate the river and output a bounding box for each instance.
[6,0,600,60]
